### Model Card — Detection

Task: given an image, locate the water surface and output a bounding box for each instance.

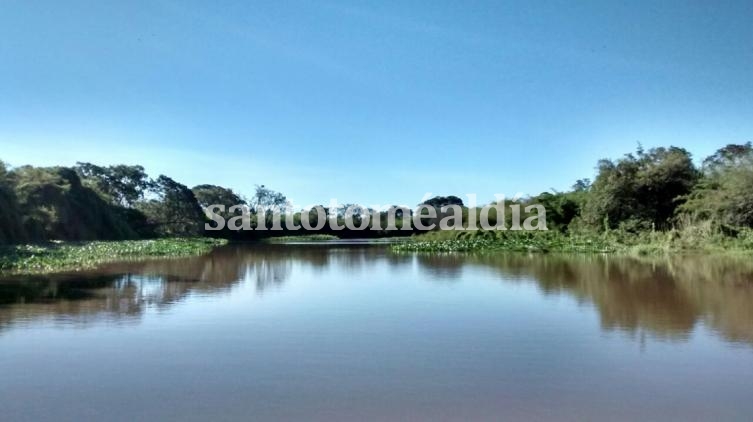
[1,243,752,421]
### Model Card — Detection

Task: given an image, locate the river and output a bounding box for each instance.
[1,242,752,421]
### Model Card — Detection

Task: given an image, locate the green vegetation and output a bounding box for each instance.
[393,224,753,255]
[396,143,753,255]
[0,238,227,274]
[680,143,753,227]
[264,234,340,242]
[2,142,753,257]
[0,160,294,242]
[392,230,615,253]
[0,161,206,242]
[581,146,698,231]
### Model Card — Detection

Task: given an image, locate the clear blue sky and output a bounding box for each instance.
[1,0,752,208]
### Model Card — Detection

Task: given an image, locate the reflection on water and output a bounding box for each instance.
[451,253,753,346]
[2,244,753,421]
[2,244,752,346]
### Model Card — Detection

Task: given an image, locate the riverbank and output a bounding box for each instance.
[0,238,228,274]
[263,234,340,242]
[391,227,753,255]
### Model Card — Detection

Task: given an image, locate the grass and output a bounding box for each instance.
[263,234,340,242]
[392,230,616,253]
[0,237,228,274]
[391,225,753,255]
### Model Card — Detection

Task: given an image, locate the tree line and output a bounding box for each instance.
[1,141,752,244]
[0,161,415,243]
[533,143,753,235]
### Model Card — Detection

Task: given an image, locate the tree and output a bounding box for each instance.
[11,166,139,240]
[192,184,246,210]
[251,185,288,213]
[0,161,26,243]
[419,196,464,230]
[702,143,753,173]
[572,179,591,192]
[192,184,246,217]
[531,191,580,232]
[337,203,368,227]
[301,206,327,229]
[583,146,699,231]
[421,195,464,208]
[75,163,152,207]
[681,143,753,227]
[139,176,206,236]
[191,184,249,234]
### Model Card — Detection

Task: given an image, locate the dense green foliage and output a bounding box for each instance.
[393,230,617,253]
[393,223,753,255]
[0,162,212,243]
[13,166,141,241]
[399,143,753,253]
[421,195,464,208]
[0,238,227,274]
[264,234,340,242]
[580,144,751,235]
[582,146,699,231]
[192,184,246,213]
[0,161,26,243]
[138,175,207,236]
[1,142,752,253]
[75,162,152,207]
[680,143,753,228]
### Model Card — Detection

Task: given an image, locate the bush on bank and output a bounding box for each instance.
[392,224,753,255]
[0,238,227,274]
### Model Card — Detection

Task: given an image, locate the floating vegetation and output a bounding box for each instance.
[391,226,753,255]
[263,234,340,242]
[0,238,227,274]
[392,230,618,254]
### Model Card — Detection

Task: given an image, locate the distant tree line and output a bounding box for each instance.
[410,143,753,236]
[0,161,417,243]
[1,142,752,244]
[529,143,753,235]
[0,162,205,242]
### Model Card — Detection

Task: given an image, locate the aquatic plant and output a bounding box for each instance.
[0,238,227,274]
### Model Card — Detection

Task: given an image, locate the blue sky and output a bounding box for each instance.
[1,0,752,208]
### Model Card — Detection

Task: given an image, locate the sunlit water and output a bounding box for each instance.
[1,243,752,421]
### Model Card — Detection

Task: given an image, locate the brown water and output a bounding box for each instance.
[1,243,752,421]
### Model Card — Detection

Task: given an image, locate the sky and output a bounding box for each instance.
[1,0,752,208]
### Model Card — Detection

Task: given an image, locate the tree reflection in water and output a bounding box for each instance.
[1,244,752,347]
[417,253,753,345]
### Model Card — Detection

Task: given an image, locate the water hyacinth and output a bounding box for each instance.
[264,234,340,242]
[391,230,618,254]
[0,238,227,274]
